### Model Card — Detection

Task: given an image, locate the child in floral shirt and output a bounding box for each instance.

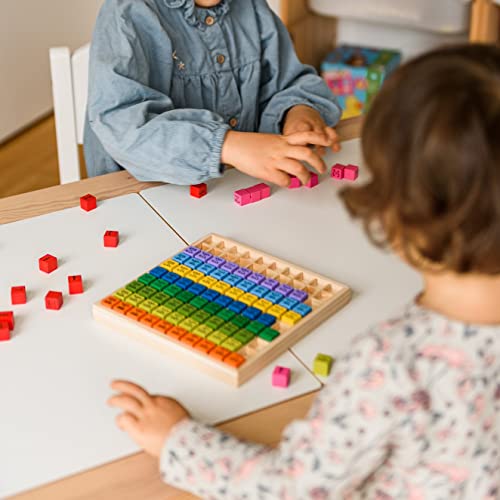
[108,45,500,499]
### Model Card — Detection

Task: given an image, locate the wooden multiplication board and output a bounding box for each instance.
[93,234,351,386]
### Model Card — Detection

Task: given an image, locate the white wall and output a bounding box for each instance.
[0,0,104,143]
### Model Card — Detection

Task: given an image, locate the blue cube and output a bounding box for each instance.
[172,253,190,264]
[251,285,269,298]
[293,303,312,317]
[215,295,233,308]
[187,283,207,296]
[237,280,255,293]
[242,307,261,320]
[149,266,166,278]
[161,272,180,284]
[185,258,203,269]
[210,269,229,280]
[223,274,242,286]
[280,297,300,310]
[228,301,247,314]
[201,289,220,302]
[176,278,194,290]
[256,313,276,327]
[198,263,217,275]
[264,291,284,304]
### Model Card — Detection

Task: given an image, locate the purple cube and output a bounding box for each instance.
[234,267,252,279]
[276,284,293,297]
[289,289,308,302]
[184,246,200,257]
[261,278,279,291]
[197,251,213,262]
[248,272,266,285]
[221,261,239,273]
[208,256,226,268]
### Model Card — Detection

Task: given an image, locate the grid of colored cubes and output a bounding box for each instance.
[234,183,271,206]
[102,246,314,369]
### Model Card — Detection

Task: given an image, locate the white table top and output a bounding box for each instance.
[0,194,320,498]
[141,139,423,378]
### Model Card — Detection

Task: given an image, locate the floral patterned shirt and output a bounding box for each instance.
[160,303,500,499]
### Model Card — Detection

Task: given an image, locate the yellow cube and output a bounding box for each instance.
[174,265,191,277]
[160,259,178,272]
[267,304,287,319]
[186,270,204,282]
[226,287,244,300]
[281,311,301,326]
[213,282,231,294]
[254,299,272,312]
[240,293,258,306]
[199,276,217,288]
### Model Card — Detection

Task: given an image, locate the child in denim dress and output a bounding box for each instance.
[84,0,342,186]
[108,45,500,499]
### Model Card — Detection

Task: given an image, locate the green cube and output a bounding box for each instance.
[137,286,156,299]
[191,310,211,324]
[258,328,280,342]
[166,311,186,326]
[233,330,254,345]
[220,323,239,337]
[191,296,209,309]
[180,318,199,332]
[150,279,168,291]
[206,316,225,330]
[203,302,222,315]
[150,291,169,305]
[217,309,236,322]
[125,281,144,293]
[177,304,196,317]
[152,305,174,319]
[177,291,196,303]
[230,315,250,329]
[193,324,214,338]
[138,273,156,285]
[164,284,182,297]
[124,293,145,306]
[114,288,132,300]
[207,331,228,345]
[221,338,242,352]
[139,299,159,313]
[165,298,183,310]
[313,354,334,377]
[246,321,265,335]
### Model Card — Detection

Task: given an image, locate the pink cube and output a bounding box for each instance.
[288,176,301,189]
[254,183,271,199]
[272,366,291,388]
[344,164,359,181]
[331,164,345,180]
[234,189,252,206]
[246,185,262,203]
[305,173,319,188]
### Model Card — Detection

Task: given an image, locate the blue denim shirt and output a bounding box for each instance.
[84,0,341,184]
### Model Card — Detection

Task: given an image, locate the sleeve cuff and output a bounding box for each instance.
[206,124,231,179]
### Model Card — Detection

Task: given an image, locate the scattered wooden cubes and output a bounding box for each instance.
[11,286,27,305]
[45,291,63,310]
[39,254,58,274]
[288,176,302,189]
[331,164,345,179]
[305,173,319,188]
[313,353,334,377]
[0,322,10,341]
[343,164,359,181]
[272,366,291,388]
[190,183,208,199]
[68,275,84,294]
[104,230,120,248]
[234,183,271,206]
[80,194,97,212]
[0,311,14,330]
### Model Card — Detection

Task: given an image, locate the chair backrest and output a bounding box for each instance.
[49,44,89,184]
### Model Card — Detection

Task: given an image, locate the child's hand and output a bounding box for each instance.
[108,380,190,458]
[221,130,331,187]
[283,105,341,155]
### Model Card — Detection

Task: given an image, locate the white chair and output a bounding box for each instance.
[49,44,89,184]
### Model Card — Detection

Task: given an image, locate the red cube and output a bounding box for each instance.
[39,254,58,274]
[0,322,10,341]
[68,275,84,294]
[190,183,207,199]
[80,194,97,212]
[11,286,27,305]
[45,291,64,310]
[0,311,14,330]
[104,230,120,248]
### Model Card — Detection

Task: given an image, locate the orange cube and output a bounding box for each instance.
[153,320,174,334]
[208,346,231,362]
[166,326,188,341]
[180,333,201,348]
[139,314,160,328]
[113,301,133,315]
[125,307,146,321]
[194,340,216,354]
[224,353,246,368]
[101,296,120,309]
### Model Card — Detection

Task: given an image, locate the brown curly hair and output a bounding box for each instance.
[340,44,500,274]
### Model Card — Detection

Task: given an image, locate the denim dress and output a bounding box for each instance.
[84,0,341,184]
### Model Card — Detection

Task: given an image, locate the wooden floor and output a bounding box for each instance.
[0,115,86,200]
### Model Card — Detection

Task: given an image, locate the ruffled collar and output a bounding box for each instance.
[164,0,232,28]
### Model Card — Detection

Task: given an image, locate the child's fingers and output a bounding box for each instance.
[108,395,143,416]
[286,131,331,148]
[325,127,341,152]
[287,146,327,174]
[277,158,312,186]
[111,380,152,406]
[264,168,291,188]
[116,412,139,433]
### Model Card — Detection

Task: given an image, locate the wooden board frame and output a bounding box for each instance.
[93,234,352,386]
